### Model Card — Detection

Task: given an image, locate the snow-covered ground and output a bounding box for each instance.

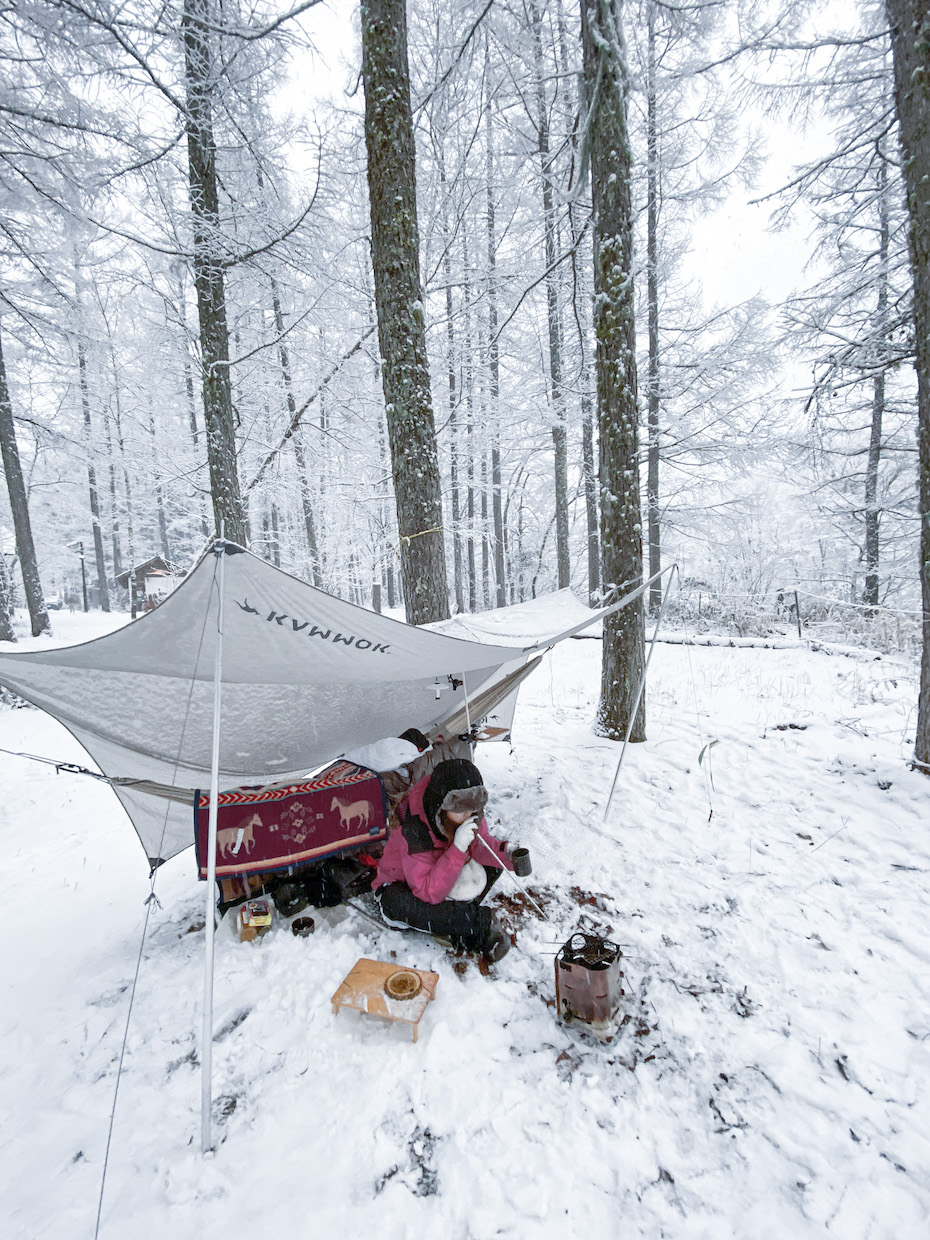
[2,610,929,1239]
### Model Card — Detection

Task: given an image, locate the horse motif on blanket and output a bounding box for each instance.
[216,813,262,858]
[331,796,371,832]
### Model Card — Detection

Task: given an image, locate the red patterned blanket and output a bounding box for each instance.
[194,761,387,879]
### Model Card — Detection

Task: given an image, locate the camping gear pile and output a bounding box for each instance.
[235,899,273,942]
[219,852,375,925]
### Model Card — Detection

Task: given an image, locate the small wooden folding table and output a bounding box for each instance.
[330,958,439,1043]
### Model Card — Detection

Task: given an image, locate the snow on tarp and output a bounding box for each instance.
[426,593,604,740]
[427,587,601,646]
[0,544,631,864]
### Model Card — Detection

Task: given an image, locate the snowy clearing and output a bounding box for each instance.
[1,612,929,1239]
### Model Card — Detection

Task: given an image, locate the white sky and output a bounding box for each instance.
[690,195,814,308]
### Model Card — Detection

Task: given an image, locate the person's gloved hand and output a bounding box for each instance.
[453,818,479,853]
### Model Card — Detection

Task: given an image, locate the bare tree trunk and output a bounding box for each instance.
[463,237,477,611]
[886,0,930,769]
[441,161,465,613]
[863,376,885,610]
[270,280,321,584]
[291,432,321,584]
[864,151,889,610]
[359,265,394,603]
[183,0,247,546]
[145,400,171,562]
[558,0,599,605]
[381,420,397,608]
[375,407,397,608]
[177,275,211,540]
[77,343,110,611]
[73,258,110,609]
[485,70,507,606]
[361,0,449,624]
[581,397,599,603]
[531,3,570,588]
[97,311,125,579]
[583,0,646,742]
[645,2,662,613]
[110,389,136,606]
[102,411,123,580]
[270,502,281,567]
[0,321,49,636]
[0,543,14,641]
[516,482,526,601]
[481,447,491,608]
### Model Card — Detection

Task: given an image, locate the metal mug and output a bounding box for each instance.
[511,847,532,877]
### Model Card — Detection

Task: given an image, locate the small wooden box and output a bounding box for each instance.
[331,958,439,1042]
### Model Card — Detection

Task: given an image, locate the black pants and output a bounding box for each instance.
[377,867,502,953]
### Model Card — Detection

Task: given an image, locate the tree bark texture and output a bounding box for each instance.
[864,151,889,610]
[0,322,50,637]
[558,1,600,605]
[361,0,449,624]
[486,86,507,606]
[103,413,123,579]
[144,399,171,562]
[886,0,930,768]
[583,0,646,742]
[581,397,600,603]
[110,394,137,605]
[77,342,111,611]
[462,232,477,612]
[183,0,248,547]
[531,4,571,590]
[271,281,322,585]
[100,333,125,577]
[178,280,211,540]
[0,540,14,642]
[376,409,397,609]
[441,161,465,613]
[645,1,662,612]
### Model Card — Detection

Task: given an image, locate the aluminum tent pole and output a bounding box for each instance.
[461,672,472,741]
[201,537,227,1154]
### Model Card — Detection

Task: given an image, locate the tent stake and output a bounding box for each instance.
[202,537,227,1155]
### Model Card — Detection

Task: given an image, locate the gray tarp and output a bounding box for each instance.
[0,544,634,864]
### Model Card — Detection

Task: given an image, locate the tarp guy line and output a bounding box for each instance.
[95,542,219,1230]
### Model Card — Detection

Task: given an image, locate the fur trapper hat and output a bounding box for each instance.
[423,758,488,833]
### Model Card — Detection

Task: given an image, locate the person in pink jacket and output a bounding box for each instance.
[373,758,515,961]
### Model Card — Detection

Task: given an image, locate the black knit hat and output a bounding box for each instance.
[423,758,488,833]
[399,727,430,752]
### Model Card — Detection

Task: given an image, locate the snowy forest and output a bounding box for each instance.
[6,5,930,1235]
[1,0,928,761]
